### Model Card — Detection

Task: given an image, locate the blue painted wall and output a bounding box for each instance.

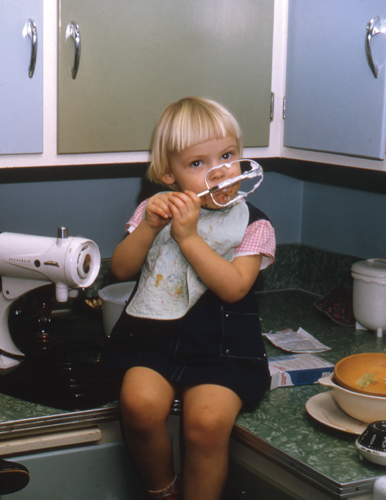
[0,159,384,260]
[300,162,386,259]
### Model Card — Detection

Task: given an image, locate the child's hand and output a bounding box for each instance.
[168,191,201,243]
[144,192,173,230]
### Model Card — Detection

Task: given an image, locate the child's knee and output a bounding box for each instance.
[184,410,231,450]
[121,390,166,431]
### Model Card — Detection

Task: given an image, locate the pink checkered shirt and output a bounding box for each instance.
[126,199,275,269]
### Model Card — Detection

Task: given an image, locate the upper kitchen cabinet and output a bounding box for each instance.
[0,1,43,155]
[284,0,386,160]
[57,0,274,154]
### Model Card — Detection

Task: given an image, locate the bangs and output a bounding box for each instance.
[166,104,241,154]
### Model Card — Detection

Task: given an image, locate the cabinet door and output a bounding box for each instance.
[0,1,43,155]
[58,0,274,154]
[284,0,386,160]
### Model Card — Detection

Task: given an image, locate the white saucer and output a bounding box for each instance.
[306,392,368,435]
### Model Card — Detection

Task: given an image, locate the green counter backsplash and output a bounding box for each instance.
[257,244,361,296]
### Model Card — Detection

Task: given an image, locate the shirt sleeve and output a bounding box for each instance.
[125,199,148,233]
[233,219,276,269]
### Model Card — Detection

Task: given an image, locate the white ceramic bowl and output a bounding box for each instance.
[319,373,386,424]
[98,282,136,336]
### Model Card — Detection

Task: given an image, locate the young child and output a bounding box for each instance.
[105,97,275,500]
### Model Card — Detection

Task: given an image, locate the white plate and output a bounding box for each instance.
[306,392,368,435]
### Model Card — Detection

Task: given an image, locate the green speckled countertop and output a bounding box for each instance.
[235,290,386,496]
[0,288,385,496]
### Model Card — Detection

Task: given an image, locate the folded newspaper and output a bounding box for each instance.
[268,353,334,389]
[263,327,331,353]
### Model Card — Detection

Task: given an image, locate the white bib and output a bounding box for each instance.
[126,200,249,320]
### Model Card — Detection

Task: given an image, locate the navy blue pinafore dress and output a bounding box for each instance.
[103,204,271,411]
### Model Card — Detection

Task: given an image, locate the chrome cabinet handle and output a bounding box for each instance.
[366,16,382,78]
[24,19,38,79]
[66,21,81,79]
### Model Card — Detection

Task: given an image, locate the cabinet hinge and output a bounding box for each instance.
[283,96,286,120]
[270,92,275,122]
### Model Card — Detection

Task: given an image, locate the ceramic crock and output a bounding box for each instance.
[351,259,386,337]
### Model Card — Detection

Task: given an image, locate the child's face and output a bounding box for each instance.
[162,136,240,209]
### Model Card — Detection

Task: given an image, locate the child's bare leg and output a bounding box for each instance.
[181,384,243,500]
[120,367,177,491]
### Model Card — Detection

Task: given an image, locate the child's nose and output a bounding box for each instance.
[206,165,230,186]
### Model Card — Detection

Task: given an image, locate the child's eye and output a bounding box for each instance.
[190,160,202,168]
[222,152,233,161]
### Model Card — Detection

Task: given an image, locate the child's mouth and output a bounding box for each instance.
[211,183,240,206]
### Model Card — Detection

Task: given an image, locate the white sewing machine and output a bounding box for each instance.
[0,227,101,372]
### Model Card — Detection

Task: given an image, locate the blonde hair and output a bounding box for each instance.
[148,97,243,185]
